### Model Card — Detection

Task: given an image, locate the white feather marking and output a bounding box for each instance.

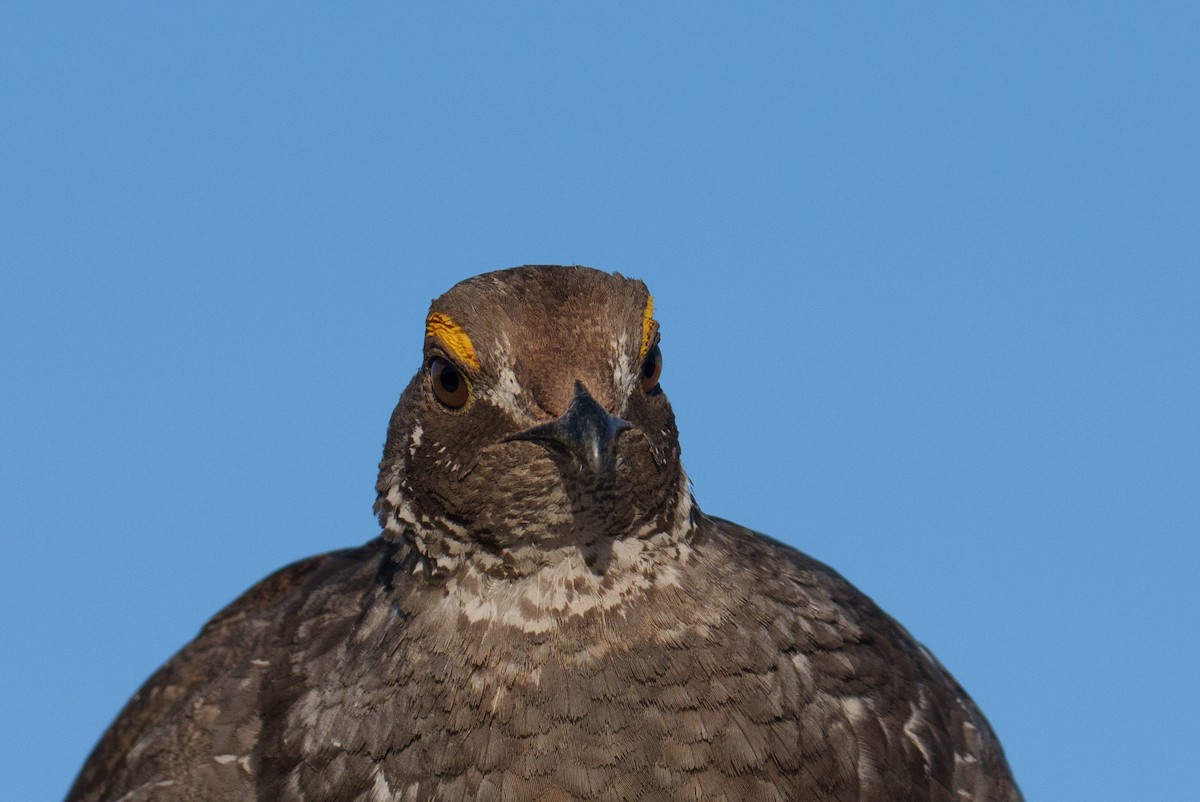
[904,689,934,771]
[612,331,635,413]
[369,767,394,802]
[672,474,695,538]
[446,533,691,634]
[842,697,883,790]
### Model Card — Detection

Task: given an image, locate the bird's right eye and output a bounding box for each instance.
[429,358,469,408]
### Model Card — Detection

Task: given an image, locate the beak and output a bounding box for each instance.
[505,381,631,473]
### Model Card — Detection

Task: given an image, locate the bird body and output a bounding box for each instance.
[69,266,1021,801]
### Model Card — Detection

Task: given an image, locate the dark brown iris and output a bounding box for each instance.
[640,344,662,392]
[429,357,469,408]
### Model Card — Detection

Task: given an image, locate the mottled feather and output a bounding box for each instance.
[69,266,1021,801]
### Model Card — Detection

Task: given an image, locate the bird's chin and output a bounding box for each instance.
[385,439,682,573]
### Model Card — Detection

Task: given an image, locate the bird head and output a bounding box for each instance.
[375,265,694,576]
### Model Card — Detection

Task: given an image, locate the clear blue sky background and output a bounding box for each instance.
[2,4,1196,800]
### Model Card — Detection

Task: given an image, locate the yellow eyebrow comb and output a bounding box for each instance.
[425,312,480,370]
[639,295,657,359]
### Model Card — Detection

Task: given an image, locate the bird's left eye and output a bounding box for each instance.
[640,345,662,392]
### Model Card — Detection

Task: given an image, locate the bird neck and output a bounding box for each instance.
[378,470,699,582]
[394,485,701,635]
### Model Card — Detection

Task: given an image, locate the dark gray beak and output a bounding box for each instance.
[506,381,631,473]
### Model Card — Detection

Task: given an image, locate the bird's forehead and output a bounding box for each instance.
[424,266,654,413]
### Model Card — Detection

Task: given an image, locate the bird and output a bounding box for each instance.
[68,265,1022,802]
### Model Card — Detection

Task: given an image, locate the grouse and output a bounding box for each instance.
[68,265,1022,801]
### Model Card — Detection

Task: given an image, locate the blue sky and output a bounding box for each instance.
[2,3,1197,799]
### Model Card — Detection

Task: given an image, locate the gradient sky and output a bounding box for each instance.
[3,4,1197,800]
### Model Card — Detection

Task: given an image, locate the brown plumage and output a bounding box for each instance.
[68,265,1022,801]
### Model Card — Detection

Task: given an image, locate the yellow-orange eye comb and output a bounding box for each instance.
[639,295,657,360]
[425,312,480,370]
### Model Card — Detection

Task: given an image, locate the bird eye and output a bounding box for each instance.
[640,345,662,393]
[429,357,469,408]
